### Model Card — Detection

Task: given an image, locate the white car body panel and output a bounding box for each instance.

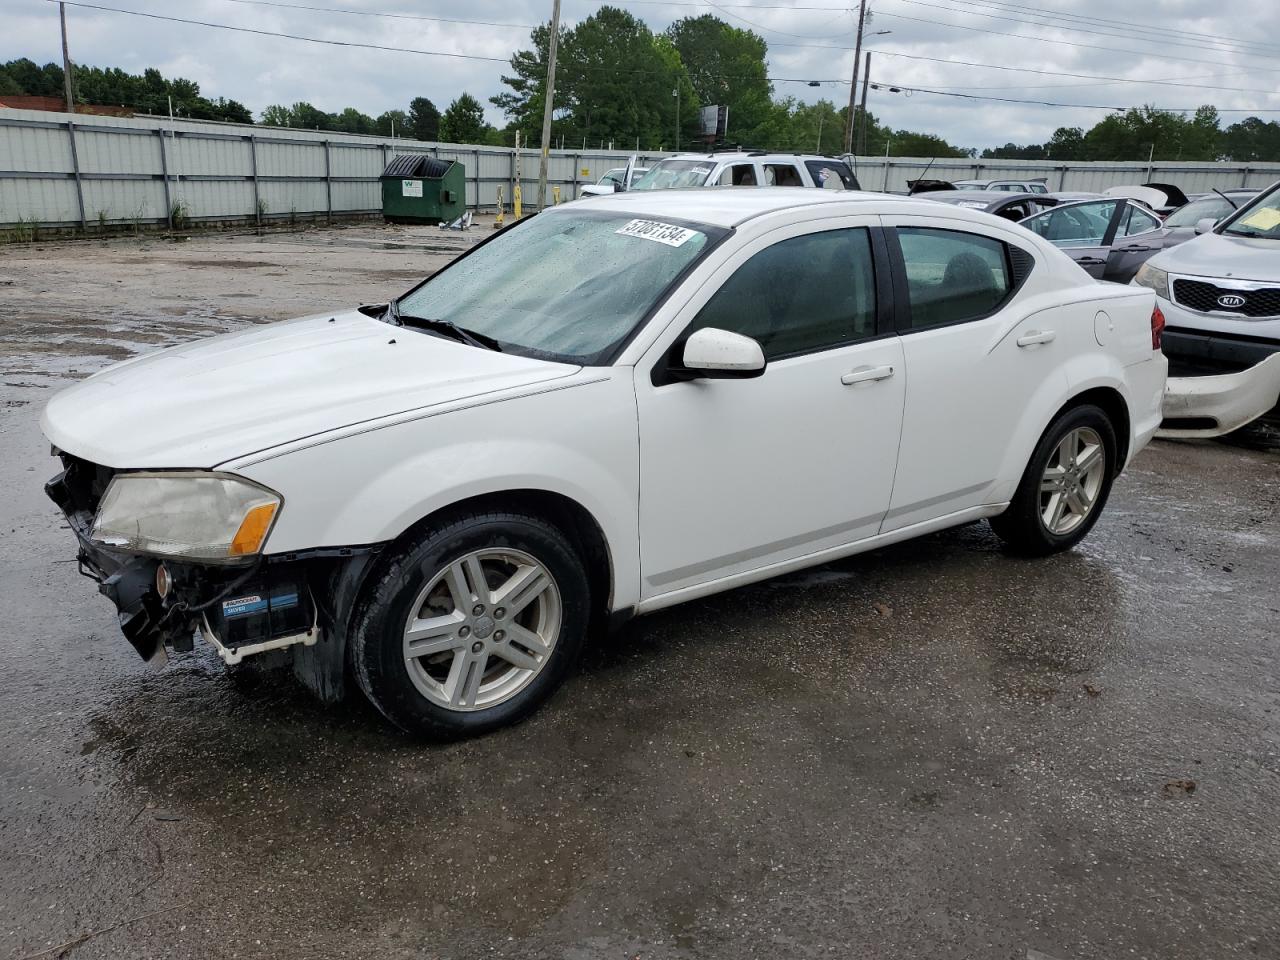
[43,188,1167,622]
[1161,354,1280,438]
[40,310,578,469]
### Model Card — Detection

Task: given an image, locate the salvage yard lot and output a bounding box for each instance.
[1,224,1278,959]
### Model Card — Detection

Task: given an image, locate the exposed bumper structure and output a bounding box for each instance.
[1160,354,1280,438]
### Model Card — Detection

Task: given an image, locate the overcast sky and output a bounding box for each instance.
[4,0,1277,150]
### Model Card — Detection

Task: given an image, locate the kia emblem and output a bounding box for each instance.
[1217,293,1246,308]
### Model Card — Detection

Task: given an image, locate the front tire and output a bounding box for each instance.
[350,509,590,738]
[989,404,1117,556]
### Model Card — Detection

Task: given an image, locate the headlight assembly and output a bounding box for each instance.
[91,472,281,562]
[1132,262,1170,300]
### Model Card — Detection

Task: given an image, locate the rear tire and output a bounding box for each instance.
[350,509,590,739]
[989,404,1118,556]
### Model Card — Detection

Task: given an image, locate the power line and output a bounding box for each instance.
[45,0,852,84]
[873,51,1280,97]
[873,80,1280,113]
[211,0,536,29]
[869,6,1280,73]
[885,0,1280,61]
[911,0,1280,59]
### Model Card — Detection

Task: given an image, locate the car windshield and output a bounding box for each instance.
[395,210,724,364]
[1220,190,1280,239]
[1164,195,1235,227]
[629,159,716,191]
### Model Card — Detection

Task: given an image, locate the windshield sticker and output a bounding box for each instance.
[616,219,702,247]
[1238,207,1280,231]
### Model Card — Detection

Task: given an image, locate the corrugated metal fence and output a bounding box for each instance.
[4,107,1280,229]
[849,156,1280,195]
[0,108,667,229]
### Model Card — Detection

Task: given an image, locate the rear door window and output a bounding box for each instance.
[717,164,757,186]
[1023,200,1119,247]
[763,164,805,187]
[1119,204,1162,237]
[896,228,1012,330]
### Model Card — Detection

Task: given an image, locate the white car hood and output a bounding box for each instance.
[1152,230,1280,282]
[42,309,579,469]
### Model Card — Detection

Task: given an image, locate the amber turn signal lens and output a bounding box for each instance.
[229,502,278,556]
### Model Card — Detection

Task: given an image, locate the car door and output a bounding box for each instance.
[633,218,905,598]
[879,219,1067,532]
[1021,199,1123,278]
[1105,202,1166,282]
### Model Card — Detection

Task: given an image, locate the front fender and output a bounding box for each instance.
[233,376,642,611]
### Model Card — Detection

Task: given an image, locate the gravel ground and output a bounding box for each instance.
[1,224,1278,960]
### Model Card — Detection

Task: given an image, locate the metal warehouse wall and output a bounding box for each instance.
[4,107,1280,229]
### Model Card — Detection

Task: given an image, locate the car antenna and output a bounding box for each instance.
[1212,187,1240,210]
[908,157,937,195]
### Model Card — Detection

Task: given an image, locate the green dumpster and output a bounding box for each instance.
[380,154,466,224]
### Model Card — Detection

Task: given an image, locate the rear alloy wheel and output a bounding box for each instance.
[1038,426,1107,536]
[990,404,1117,555]
[351,510,589,738]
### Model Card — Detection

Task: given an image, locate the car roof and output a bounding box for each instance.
[660,152,837,164]
[928,189,1042,204]
[559,186,978,229]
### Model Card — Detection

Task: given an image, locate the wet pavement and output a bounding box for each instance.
[2,225,1279,960]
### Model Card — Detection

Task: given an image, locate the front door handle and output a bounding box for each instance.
[1016,330,1056,347]
[841,364,895,385]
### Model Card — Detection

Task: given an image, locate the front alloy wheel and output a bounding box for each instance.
[351,509,590,738]
[402,548,562,711]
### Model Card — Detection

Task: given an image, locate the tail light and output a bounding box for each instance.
[1151,304,1165,350]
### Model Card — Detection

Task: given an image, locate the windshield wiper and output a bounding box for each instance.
[1226,228,1273,239]
[1213,188,1239,210]
[384,300,501,351]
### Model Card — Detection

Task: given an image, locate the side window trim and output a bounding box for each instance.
[884,224,1031,335]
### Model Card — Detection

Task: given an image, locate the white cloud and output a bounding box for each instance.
[4,0,1278,149]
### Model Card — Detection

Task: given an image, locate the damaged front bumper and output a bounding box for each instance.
[46,453,378,701]
[1159,353,1280,438]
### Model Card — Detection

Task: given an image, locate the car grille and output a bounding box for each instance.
[1172,278,1280,318]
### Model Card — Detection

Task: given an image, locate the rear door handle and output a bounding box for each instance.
[1016,330,1056,347]
[841,364,895,385]
[1075,257,1107,265]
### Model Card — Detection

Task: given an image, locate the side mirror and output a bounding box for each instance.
[681,328,766,379]
[1195,217,1217,235]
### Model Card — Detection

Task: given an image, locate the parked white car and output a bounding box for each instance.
[953,178,1049,195]
[623,152,861,192]
[43,189,1166,737]
[1135,180,1280,436]
[578,162,650,198]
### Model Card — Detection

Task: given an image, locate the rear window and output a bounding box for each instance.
[897,228,1012,329]
[806,160,859,191]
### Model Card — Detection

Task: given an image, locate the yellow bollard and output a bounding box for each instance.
[552,185,561,205]
[514,183,522,220]
[493,186,504,229]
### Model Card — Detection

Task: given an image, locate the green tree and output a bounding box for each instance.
[261,104,292,126]
[491,23,553,145]
[333,106,375,134]
[375,109,409,137]
[407,97,440,141]
[666,15,772,139]
[1220,116,1280,161]
[440,93,487,143]
[1045,126,1087,160]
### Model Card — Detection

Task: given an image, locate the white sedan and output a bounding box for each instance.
[42,189,1167,737]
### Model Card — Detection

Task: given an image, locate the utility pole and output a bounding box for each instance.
[857,53,871,156]
[842,0,867,155]
[536,0,562,210]
[59,2,75,113]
